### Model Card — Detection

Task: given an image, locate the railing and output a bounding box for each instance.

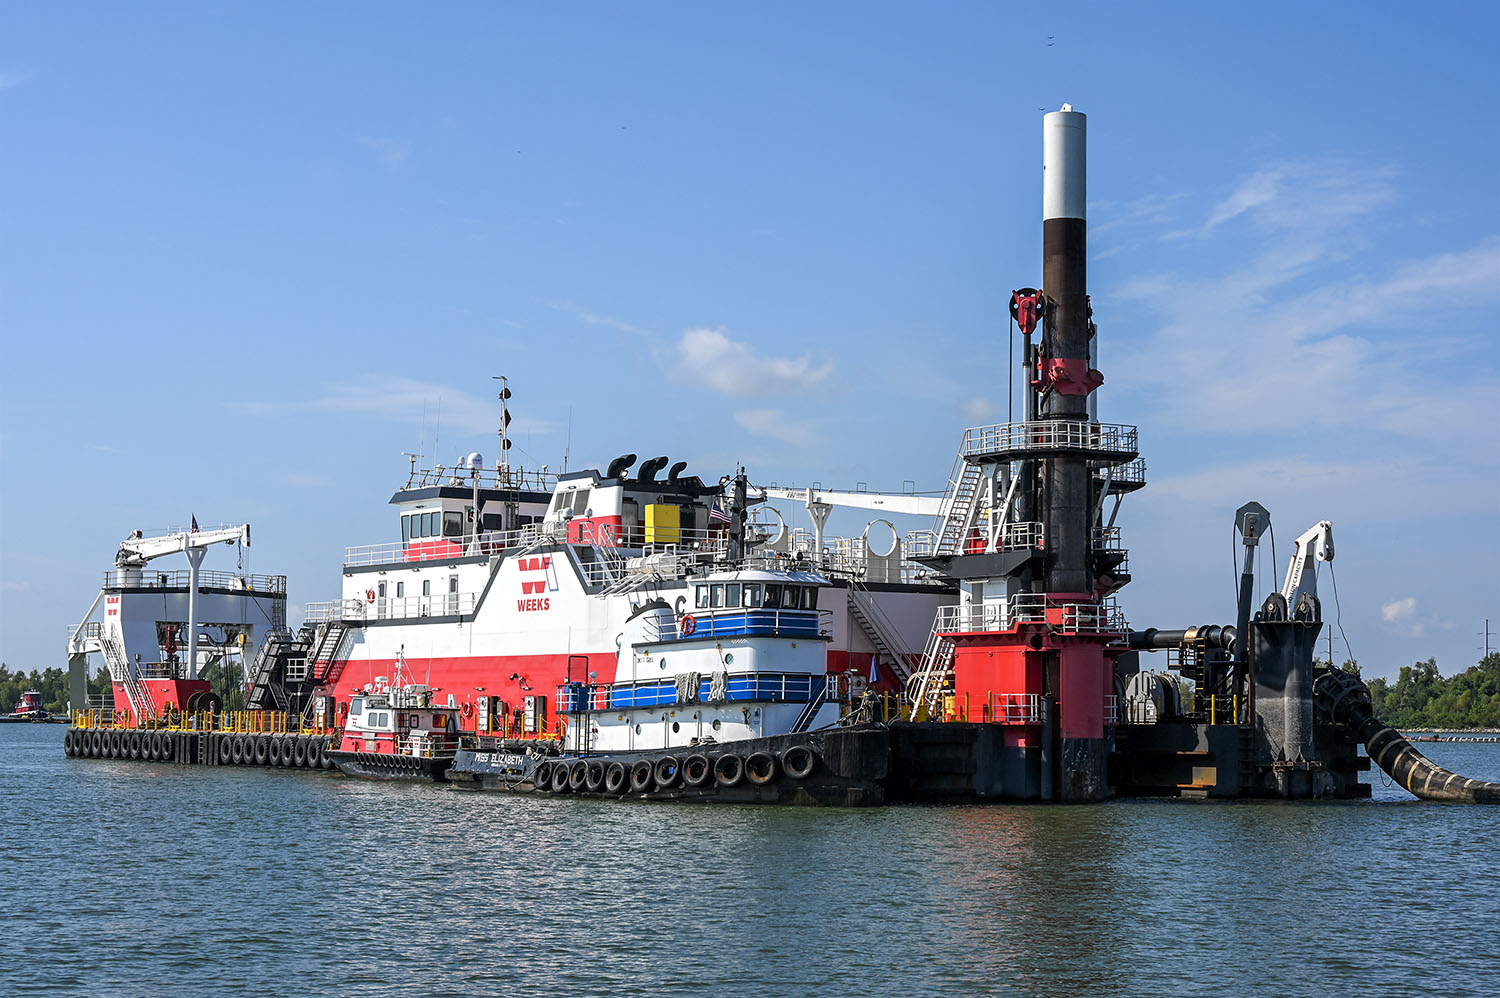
[103,570,287,593]
[68,621,103,650]
[1093,525,1125,551]
[71,708,335,735]
[400,465,557,493]
[934,596,1127,635]
[305,593,477,623]
[1098,457,1147,486]
[945,692,1042,724]
[960,421,1139,459]
[642,608,832,642]
[556,671,835,712]
[345,521,733,570]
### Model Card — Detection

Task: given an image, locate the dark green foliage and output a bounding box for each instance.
[1365,654,1500,730]
[0,664,113,713]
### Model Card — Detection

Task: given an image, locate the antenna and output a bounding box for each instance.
[433,397,442,467]
[492,375,512,481]
[565,405,572,473]
[401,452,420,487]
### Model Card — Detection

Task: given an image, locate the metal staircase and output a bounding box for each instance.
[905,623,957,722]
[308,621,350,686]
[790,679,831,733]
[934,457,983,557]
[99,632,154,721]
[245,629,303,710]
[847,582,915,685]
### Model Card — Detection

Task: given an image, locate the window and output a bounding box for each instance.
[744,584,762,608]
[725,583,741,608]
[782,586,799,609]
[710,584,724,608]
[449,576,459,593]
[570,489,591,515]
[425,512,438,537]
[396,582,405,597]
[377,582,386,598]
[402,516,410,543]
[765,584,782,608]
[422,580,431,596]
[695,586,709,609]
[443,511,464,537]
[802,587,818,609]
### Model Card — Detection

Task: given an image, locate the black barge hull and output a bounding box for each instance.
[329,750,453,782]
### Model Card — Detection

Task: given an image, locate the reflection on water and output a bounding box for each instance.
[5,726,1498,997]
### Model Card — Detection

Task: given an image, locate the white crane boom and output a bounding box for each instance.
[116,524,250,567]
[1281,520,1334,612]
[756,486,942,517]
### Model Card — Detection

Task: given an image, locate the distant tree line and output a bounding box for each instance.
[1,661,247,714]
[1364,654,1500,730]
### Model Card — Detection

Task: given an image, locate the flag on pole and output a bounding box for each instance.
[190,514,199,533]
[868,654,880,685]
[709,498,731,526]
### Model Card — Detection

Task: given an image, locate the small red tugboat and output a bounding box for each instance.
[328,683,461,781]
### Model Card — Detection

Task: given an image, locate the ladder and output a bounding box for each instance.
[934,457,983,557]
[99,632,154,721]
[790,678,831,733]
[308,621,350,685]
[905,622,957,722]
[246,629,304,710]
[847,582,915,685]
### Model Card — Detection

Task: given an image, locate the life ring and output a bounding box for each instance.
[680,614,697,637]
[461,702,474,718]
[366,589,377,603]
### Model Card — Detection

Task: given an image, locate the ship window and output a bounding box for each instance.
[672,722,680,733]
[426,512,438,537]
[443,511,464,537]
[723,653,733,665]
[764,584,782,608]
[710,584,724,608]
[782,586,800,609]
[634,724,642,735]
[712,719,722,730]
[695,586,708,609]
[396,582,405,597]
[402,516,410,543]
[570,489,591,515]
[744,584,762,607]
[422,580,431,596]
[378,582,387,598]
[725,583,741,608]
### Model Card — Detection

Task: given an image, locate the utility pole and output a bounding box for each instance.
[1483,618,1494,660]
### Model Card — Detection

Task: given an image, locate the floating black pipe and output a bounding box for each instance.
[1316,669,1500,803]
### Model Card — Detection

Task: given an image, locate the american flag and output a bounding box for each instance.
[190,514,199,533]
[709,498,731,525]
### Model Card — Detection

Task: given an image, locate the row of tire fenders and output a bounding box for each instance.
[533,744,820,796]
[63,727,336,770]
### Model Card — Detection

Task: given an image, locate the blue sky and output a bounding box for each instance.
[2,3,1496,679]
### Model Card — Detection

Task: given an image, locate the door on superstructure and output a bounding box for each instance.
[447,575,459,615]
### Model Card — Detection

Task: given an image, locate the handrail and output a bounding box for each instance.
[935,596,1127,635]
[69,707,336,736]
[960,420,1139,458]
[103,569,287,592]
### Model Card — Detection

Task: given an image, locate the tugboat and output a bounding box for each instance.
[328,655,462,781]
[2,690,64,723]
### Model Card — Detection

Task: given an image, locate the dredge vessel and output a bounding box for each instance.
[64,106,1500,806]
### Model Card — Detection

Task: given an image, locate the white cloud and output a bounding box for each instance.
[1381,597,1417,623]
[734,408,809,445]
[550,301,646,335]
[673,327,832,397]
[960,396,993,422]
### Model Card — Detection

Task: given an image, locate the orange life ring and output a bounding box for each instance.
[680,614,697,636]
[366,589,377,603]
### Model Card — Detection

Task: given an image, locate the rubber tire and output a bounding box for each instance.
[533,761,554,789]
[90,730,103,757]
[683,753,712,787]
[63,730,74,756]
[746,751,777,785]
[231,735,246,765]
[585,761,606,792]
[320,742,335,769]
[551,764,571,793]
[112,731,125,758]
[782,745,818,780]
[604,762,628,795]
[654,756,681,789]
[567,760,588,791]
[629,759,654,793]
[293,738,309,768]
[218,735,233,765]
[128,731,142,760]
[253,735,270,766]
[713,753,745,788]
[156,732,170,761]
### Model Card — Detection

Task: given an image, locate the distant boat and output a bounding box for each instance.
[0,689,67,723]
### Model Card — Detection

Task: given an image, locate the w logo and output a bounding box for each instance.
[518,555,551,594]
[521,580,546,594]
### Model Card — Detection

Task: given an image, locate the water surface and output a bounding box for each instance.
[4,725,1497,997]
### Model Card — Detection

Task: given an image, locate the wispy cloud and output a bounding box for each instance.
[549,301,647,335]
[0,71,33,93]
[357,135,411,166]
[86,442,123,454]
[734,408,810,445]
[1379,596,1451,638]
[672,327,832,397]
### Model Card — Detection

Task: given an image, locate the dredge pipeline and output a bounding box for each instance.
[1316,670,1500,804]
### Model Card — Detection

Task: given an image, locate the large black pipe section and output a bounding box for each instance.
[1041,106,1091,598]
[1316,670,1500,803]
[1129,625,1238,653]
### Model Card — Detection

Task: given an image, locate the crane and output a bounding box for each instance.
[1281,520,1334,613]
[754,485,942,563]
[114,523,251,680]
